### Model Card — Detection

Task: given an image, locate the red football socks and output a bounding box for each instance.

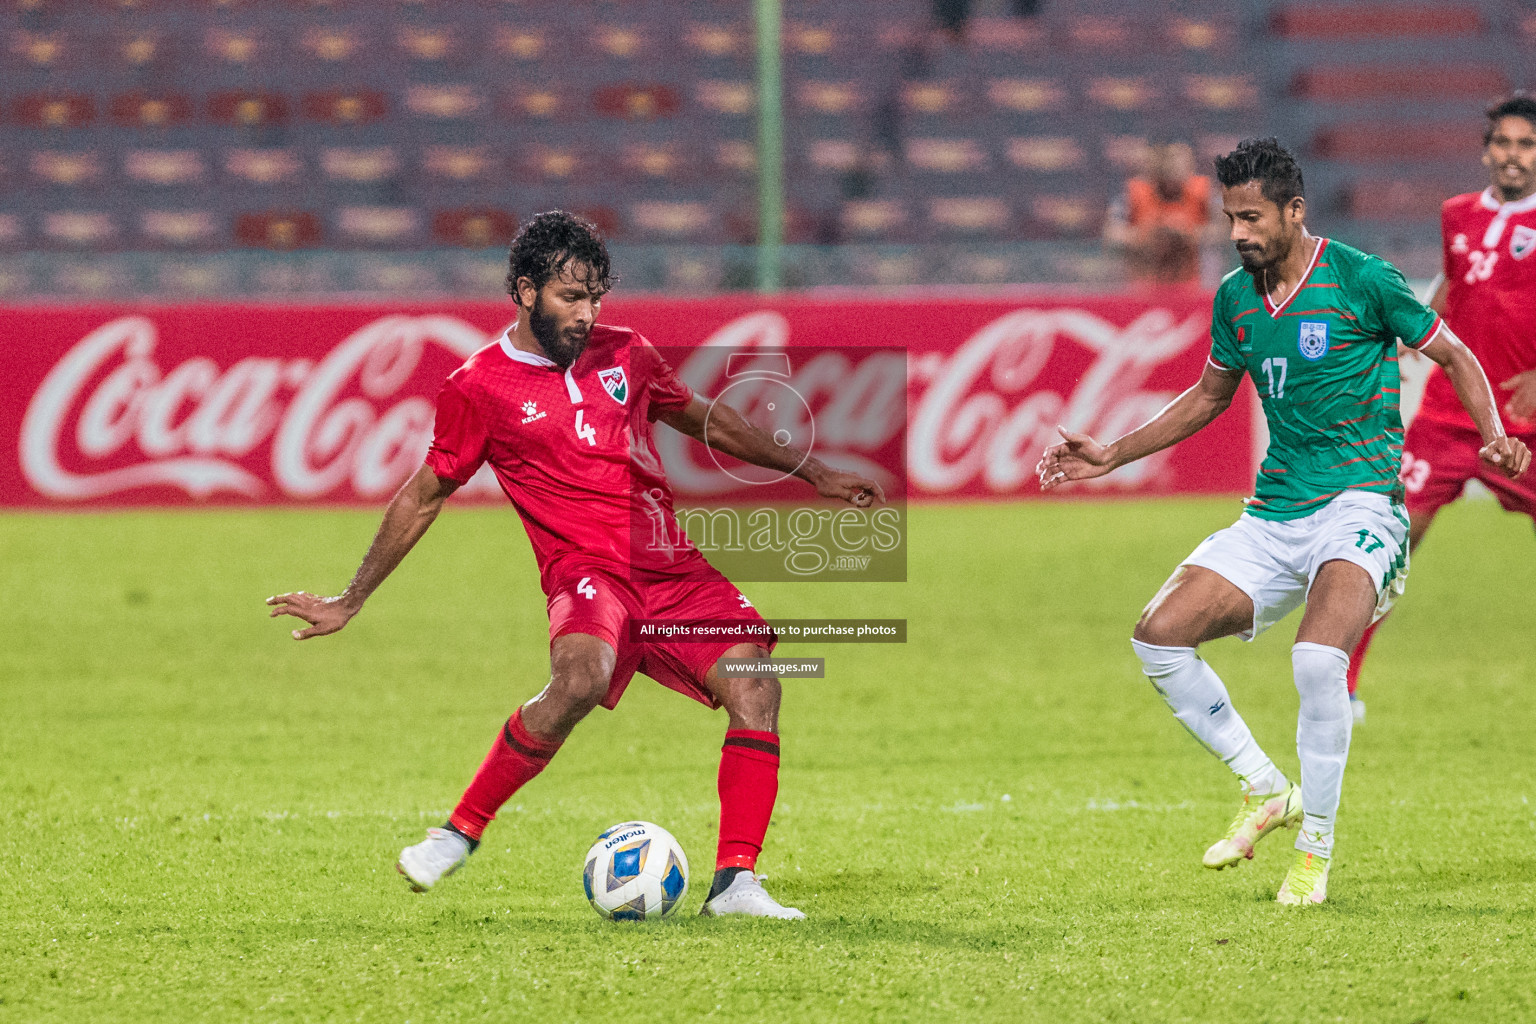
[715,729,780,872]
[449,709,563,842]
[1347,617,1384,695]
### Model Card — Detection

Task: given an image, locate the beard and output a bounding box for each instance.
[528,295,590,369]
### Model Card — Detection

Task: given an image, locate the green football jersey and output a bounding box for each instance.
[1209,237,1441,520]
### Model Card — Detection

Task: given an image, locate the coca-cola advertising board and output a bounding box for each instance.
[0,295,1254,509]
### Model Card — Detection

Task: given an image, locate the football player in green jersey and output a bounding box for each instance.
[1037,138,1530,906]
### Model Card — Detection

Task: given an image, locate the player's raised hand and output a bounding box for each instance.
[1498,370,1536,425]
[266,591,359,640]
[1036,427,1115,491]
[814,468,886,507]
[1478,436,1532,481]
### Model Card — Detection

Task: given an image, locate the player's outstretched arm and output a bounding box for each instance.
[1036,362,1242,491]
[660,396,885,507]
[266,464,461,639]
[1421,326,1532,480]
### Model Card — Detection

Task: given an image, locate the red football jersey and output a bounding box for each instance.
[1421,188,1536,429]
[425,323,710,590]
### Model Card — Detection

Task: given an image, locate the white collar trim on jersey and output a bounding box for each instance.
[498,325,557,367]
[1479,187,1536,214]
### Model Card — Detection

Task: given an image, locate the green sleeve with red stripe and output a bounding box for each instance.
[1359,255,1439,349]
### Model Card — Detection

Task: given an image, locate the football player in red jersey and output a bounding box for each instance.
[1348,95,1536,712]
[268,212,883,918]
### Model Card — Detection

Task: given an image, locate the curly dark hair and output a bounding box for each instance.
[504,210,613,303]
[1484,93,1536,145]
[1214,137,1305,208]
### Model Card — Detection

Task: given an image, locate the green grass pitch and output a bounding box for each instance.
[1,497,1532,1023]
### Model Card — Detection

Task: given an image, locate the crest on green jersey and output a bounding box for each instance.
[1298,321,1328,361]
[598,366,628,404]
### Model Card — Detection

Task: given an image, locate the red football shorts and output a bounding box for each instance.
[1400,416,1536,520]
[545,563,777,710]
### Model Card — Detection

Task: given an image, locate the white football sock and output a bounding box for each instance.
[1292,641,1352,858]
[1131,640,1287,795]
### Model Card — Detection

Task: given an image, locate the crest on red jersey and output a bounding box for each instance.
[598,366,628,404]
[1511,225,1536,261]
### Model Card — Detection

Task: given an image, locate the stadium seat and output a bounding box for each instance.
[1347,179,1457,220]
[684,22,748,58]
[209,91,289,127]
[1164,16,1236,52]
[431,207,517,248]
[334,206,422,247]
[204,28,267,65]
[320,147,401,183]
[905,137,990,175]
[29,153,100,194]
[225,148,304,186]
[395,25,458,61]
[403,84,484,120]
[592,85,682,121]
[784,21,844,57]
[14,93,94,128]
[695,80,756,117]
[235,211,323,249]
[502,85,568,120]
[795,81,867,116]
[1029,194,1101,237]
[619,143,697,183]
[123,150,209,186]
[1004,136,1087,174]
[41,211,119,248]
[110,92,195,128]
[1102,134,1152,174]
[967,16,1048,53]
[139,210,221,248]
[421,146,495,182]
[595,25,650,60]
[1183,75,1258,111]
[986,78,1068,114]
[839,199,911,242]
[12,29,67,66]
[299,25,366,63]
[1086,77,1159,112]
[1291,66,1508,101]
[1065,14,1142,53]
[0,213,24,249]
[712,140,756,177]
[515,145,588,183]
[1312,122,1475,161]
[901,81,968,118]
[491,25,551,63]
[1270,4,1483,39]
[304,91,390,124]
[928,196,1013,237]
[628,201,718,242]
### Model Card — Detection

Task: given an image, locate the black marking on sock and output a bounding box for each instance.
[442,821,480,854]
[706,866,749,903]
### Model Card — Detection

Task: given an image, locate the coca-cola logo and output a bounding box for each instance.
[909,306,1208,492]
[657,313,907,497]
[19,314,494,500]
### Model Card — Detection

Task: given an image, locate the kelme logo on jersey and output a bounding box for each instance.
[1298,321,1328,361]
[598,366,628,405]
[1511,224,1536,261]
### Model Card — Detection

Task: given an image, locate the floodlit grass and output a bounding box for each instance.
[1,497,1532,1023]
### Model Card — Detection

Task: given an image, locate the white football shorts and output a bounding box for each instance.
[1181,489,1410,641]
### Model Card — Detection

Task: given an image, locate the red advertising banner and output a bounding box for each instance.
[0,294,1254,507]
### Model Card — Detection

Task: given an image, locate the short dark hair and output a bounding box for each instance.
[1214,137,1305,208]
[505,210,613,302]
[1483,93,1536,145]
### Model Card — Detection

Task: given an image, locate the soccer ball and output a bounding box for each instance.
[582,821,689,921]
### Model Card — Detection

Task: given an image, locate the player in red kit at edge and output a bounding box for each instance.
[267,212,883,918]
[1348,95,1536,710]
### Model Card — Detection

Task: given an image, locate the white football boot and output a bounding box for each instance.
[699,871,806,920]
[396,827,470,892]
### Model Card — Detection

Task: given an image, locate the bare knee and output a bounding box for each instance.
[719,675,781,733]
[1134,605,1192,648]
[524,636,615,737]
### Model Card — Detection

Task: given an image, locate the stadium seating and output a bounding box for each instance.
[0,0,1525,291]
